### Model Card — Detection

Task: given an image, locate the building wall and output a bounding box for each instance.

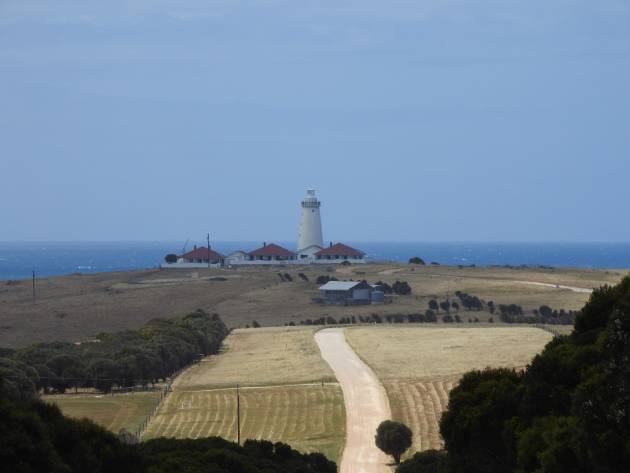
[161,262,222,269]
[352,288,371,300]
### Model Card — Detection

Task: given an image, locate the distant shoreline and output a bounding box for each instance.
[1,241,630,280]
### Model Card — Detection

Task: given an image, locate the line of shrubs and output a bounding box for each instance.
[0,310,228,398]
[287,311,491,326]
[428,292,576,325]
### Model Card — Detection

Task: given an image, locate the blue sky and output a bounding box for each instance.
[1,0,629,242]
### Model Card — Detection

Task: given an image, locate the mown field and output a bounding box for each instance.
[145,326,345,461]
[143,385,345,462]
[44,392,160,434]
[345,326,553,456]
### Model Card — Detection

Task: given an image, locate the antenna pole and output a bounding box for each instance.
[236,384,241,445]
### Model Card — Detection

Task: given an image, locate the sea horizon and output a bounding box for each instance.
[1,240,629,280]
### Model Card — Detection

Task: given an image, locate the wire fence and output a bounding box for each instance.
[134,365,188,440]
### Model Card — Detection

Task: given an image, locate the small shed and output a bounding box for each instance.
[317,280,373,305]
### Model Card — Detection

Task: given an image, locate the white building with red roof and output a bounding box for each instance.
[314,242,366,263]
[162,245,225,268]
[178,246,224,264]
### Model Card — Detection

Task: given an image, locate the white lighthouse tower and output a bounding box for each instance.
[298,189,324,252]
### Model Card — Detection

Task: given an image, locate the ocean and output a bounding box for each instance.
[0,241,629,280]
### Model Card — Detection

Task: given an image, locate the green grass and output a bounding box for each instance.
[44,392,161,434]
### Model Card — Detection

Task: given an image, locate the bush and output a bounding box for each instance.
[397,450,449,473]
[408,257,425,265]
[316,275,338,285]
[375,420,412,464]
[164,254,178,264]
[393,281,412,295]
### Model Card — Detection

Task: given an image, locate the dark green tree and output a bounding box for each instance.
[397,450,449,473]
[164,254,178,263]
[375,420,413,464]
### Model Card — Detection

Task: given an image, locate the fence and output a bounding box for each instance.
[134,364,190,440]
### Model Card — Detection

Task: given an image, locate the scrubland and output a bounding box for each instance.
[0,264,623,347]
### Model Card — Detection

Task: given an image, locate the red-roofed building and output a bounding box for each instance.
[248,243,297,262]
[315,243,366,262]
[178,246,224,264]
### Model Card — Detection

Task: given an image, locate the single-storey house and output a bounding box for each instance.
[248,243,297,262]
[178,246,224,264]
[315,243,366,263]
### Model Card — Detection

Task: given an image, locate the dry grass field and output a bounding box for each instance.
[1,263,623,348]
[345,326,553,456]
[143,385,345,462]
[175,327,335,389]
[43,392,160,434]
[145,326,345,461]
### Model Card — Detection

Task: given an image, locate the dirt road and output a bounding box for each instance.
[513,280,593,293]
[315,328,392,473]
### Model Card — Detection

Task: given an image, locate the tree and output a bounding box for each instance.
[393,281,412,295]
[164,254,178,263]
[429,299,439,312]
[440,368,522,473]
[398,450,448,473]
[439,300,450,313]
[408,257,425,265]
[375,420,412,464]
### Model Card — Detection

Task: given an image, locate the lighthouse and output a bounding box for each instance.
[298,189,324,252]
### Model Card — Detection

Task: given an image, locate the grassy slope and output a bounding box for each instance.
[1,264,622,348]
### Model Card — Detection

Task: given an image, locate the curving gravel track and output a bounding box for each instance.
[315,328,392,473]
